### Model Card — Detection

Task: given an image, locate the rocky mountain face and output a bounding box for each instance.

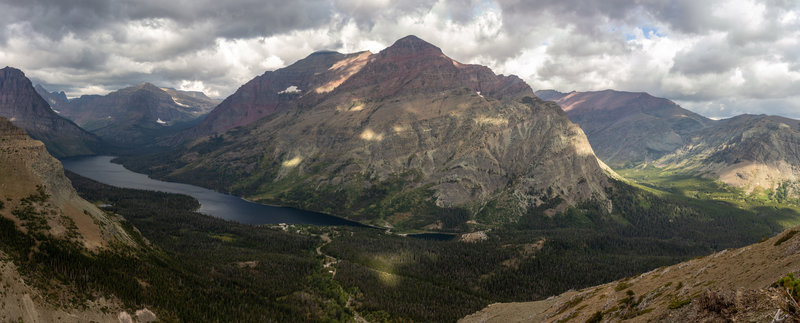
[656,114,800,194]
[538,89,713,167]
[186,50,373,137]
[0,116,150,321]
[0,67,101,157]
[132,36,614,230]
[54,83,219,146]
[462,226,800,322]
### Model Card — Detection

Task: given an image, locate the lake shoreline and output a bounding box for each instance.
[61,155,368,227]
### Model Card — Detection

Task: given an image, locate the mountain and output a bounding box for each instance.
[656,114,800,195]
[185,50,372,137]
[533,89,571,102]
[0,116,146,321]
[0,67,102,157]
[537,89,714,167]
[537,89,800,196]
[462,225,800,322]
[34,84,68,110]
[55,82,219,146]
[125,35,614,230]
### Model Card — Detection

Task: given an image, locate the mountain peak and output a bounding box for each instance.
[381,35,442,57]
[0,66,25,78]
[0,67,33,89]
[135,82,161,90]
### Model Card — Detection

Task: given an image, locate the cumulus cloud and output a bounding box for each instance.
[1,0,798,119]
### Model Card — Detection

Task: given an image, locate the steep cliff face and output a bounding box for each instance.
[656,115,800,194]
[462,226,800,322]
[145,36,612,229]
[539,90,713,166]
[0,67,101,157]
[55,82,218,146]
[187,50,370,137]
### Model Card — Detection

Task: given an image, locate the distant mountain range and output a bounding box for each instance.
[0,67,102,157]
[657,114,800,195]
[537,90,713,166]
[122,35,615,230]
[36,82,219,147]
[538,89,800,196]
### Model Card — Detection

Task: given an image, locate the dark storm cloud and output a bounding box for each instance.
[2,0,334,41]
[2,0,799,119]
[0,0,339,97]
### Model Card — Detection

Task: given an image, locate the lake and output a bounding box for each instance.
[62,156,365,226]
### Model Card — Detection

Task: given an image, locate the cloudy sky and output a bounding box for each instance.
[1,0,798,119]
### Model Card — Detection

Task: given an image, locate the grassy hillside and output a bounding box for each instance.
[617,166,800,229]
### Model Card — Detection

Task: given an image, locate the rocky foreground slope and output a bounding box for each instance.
[0,117,152,322]
[0,67,102,157]
[463,226,800,322]
[133,36,614,229]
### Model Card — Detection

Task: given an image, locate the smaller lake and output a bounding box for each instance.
[62,156,365,227]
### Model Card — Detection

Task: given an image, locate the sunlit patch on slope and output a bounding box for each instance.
[316,51,372,93]
[282,156,303,167]
[360,129,384,141]
[474,116,508,126]
[393,125,409,133]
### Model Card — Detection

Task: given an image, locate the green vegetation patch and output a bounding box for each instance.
[668,297,692,309]
[209,233,237,243]
[777,273,800,299]
[775,230,798,246]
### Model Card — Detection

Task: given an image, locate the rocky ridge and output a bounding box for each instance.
[0,116,135,250]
